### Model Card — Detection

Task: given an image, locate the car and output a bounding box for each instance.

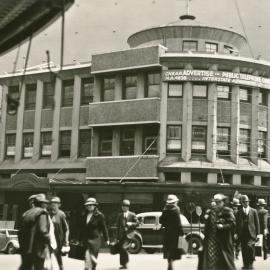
[128,212,205,254]
[0,229,19,254]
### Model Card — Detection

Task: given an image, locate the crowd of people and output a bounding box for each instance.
[17,192,269,270]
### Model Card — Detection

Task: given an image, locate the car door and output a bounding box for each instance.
[0,230,7,250]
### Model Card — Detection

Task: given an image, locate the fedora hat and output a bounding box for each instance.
[34,193,49,203]
[166,194,179,204]
[257,198,267,206]
[240,195,250,202]
[213,193,226,202]
[84,197,98,206]
[50,196,61,204]
[230,198,241,206]
[122,199,131,206]
[28,194,37,201]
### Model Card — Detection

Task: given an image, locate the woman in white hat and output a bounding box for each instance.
[81,198,109,270]
[160,194,184,270]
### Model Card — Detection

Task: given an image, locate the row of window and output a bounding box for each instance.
[5,130,91,159]
[166,125,267,157]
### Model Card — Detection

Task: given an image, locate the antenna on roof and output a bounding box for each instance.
[179,0,195,20]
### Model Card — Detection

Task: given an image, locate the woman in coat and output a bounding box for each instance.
[202,194,236,270]
[81,198,109,270]
[160,194,184,270]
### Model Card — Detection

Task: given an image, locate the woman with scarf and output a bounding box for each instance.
[160,194,184,270]
[81,198,109,270]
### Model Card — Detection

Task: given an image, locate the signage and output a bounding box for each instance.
[163,70,270,90]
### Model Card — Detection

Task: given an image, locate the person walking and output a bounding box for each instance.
[202,194,236,270]
[116,199,139,269]
[18,193,50,270]
[230,198,241,259]
[236,195,260,270]
[257,198,268,260]
[160,194,184,270]
[81,197,109,270]
[49,196,70,270]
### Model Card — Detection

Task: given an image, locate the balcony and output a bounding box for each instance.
[86,155,159,180]
[89,98,160,126]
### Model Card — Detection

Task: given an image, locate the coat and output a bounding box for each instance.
[236,207,260,240]
[18,207,50,259]
[116,211,139,240]
[80,209,109,256]
[257,208,268,234]
[160,205,184,260]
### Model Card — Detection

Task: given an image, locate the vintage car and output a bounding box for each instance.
[0,229,19,254]
[128,212,204,254]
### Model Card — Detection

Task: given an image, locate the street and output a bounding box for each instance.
[0,252,270,270]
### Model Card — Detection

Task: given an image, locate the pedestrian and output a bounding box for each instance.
[160,194,184,270]
[28,194,37,209]
[18,193,50,270]
[49,196,70,270]
[230,198,241,259]
[116,199,139,269]
[202,194,236,270]
[257,198,268,260]
[81,197,109,270]
[235,195,260,270]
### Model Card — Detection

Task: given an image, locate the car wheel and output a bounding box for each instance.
[6,243,16,254]
[128,237,142,254]
[144,248,156,254]
[186,236,202,254]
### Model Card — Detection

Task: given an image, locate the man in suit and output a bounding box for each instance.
[236,195,260,270]
[116,199,139,269]
[230,198,241,259]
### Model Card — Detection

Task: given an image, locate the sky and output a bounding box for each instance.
[0,0,269,73]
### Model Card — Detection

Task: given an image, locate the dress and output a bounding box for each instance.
[202,207,236,270]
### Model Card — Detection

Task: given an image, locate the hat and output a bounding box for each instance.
[240,195,250,202]
[122,199,131,206]
[213,194,226,202]
[230,198,241,206]
[34,193,49,203]
[28,194,37,201]
[166,194,179,204]
[84,197,98,206]
[50,196,61,204]
[257,198,267,206]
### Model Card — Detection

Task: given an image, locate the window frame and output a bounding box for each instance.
[216,127,230,155]
[40,131,52,157]
[59,130,71,158]
[5,134,16,158]
[217,85,231,100]
[192,84,208,99]
[102,77,115,101]
[23,132,34,158]
[205,42,218,53]
[239,128,250,157]
[182,40,198,52]
[123,74,137,100]
[191,126,207,153]
[143,126,158,155]
[259,89,268,106]
[61,79,74,107]
[146,72,161,98]
[120,127,135,156]
[81,77,94,105]
[78,129,92,158]
[99,129,113,156]
[224,45,234,54]
[25,84,36,110]
[166,125,182,153]
[168,83,183,98]
[258,130,267,158]
[239,87,251,103]
[43,82,55,109]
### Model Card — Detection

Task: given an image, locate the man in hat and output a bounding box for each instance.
[230,198,241,259]
[28,194,37,209]
[18,193,50,270]
[116,199,139,269]
[236,195,260,269]
[257,198,269,260]
[49,196,70,270]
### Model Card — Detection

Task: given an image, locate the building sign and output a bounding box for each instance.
[163,70,270,89]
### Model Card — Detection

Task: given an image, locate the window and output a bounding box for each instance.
[192,126,207,152]
[40,132,52,157]
[43,82,54,108]
[8,85,19,100]
[99,129,113,156]
[239,87,251,102]
[168,84,183,97]
[79,130,91,157]
[217,127,230,154]
[259,89,267,106]
[217,85,230,100]
[123,75,137,100]
[167,126,181,152]
[258,131,267,157]
[23,133,34,158]
[120,127,135,156]
[61,80,74,107]
[205,42,218,53]
[81,77,94,105]
[146,72,161,97]
[193,84,207,98]
[165,172,180,182]
[102,77,115,101]
[6,134,16,157]
[25,84,36,110]
[224,45,234,54]
[143,216,156,225]
[183,41,198,52]
[59,131,71,157]
[191,172,207,183]
[241,175,254,185]
[239,129,250,156]
[143,126,158,155]
[217,174,232,184]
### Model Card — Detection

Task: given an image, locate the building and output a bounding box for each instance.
[1,14,270,231]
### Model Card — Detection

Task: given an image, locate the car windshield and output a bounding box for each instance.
[8,230,18,236]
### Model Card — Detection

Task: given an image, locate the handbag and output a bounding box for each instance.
[110,242,120,255]
[178,236,188,254]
